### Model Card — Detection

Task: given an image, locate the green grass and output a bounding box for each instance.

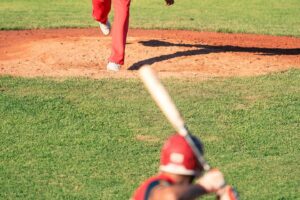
[0,0,300,36]
[1,1,299,199]
[1,69,299,199]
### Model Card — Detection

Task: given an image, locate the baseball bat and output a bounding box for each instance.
[139,65,240,199]
[138,65,210,171]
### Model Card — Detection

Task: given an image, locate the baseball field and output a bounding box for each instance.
[0,0,300,199]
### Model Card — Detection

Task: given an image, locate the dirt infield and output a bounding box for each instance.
[1,28,299,79]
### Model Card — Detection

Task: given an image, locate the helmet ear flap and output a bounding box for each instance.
[190,134,204,155]
[190,134,205,171]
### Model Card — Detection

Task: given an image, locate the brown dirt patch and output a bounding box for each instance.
[0,28,299,79]
[135,135,160,143]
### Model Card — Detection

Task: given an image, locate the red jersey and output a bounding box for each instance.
[131,174,176,200]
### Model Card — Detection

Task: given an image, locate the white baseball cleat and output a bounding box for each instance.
[107,62,121,72]
[99,20,111,36]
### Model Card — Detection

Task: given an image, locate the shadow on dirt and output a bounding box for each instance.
[128,40,300,70]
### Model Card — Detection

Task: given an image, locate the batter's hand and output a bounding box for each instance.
[196,169,225,193]
[165,0,174,6]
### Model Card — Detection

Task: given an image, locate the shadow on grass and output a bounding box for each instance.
[128,40,300,70]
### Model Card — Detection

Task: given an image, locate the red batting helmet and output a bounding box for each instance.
[159,134,204,176]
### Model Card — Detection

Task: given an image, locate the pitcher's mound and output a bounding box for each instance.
[1,28,299,79]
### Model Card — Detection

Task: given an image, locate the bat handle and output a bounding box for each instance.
[202,162,211,171]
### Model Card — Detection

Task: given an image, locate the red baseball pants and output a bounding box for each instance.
[92,0,131,65]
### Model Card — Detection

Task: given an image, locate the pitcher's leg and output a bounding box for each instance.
[92,0,111,24]
[109,0,131,65]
